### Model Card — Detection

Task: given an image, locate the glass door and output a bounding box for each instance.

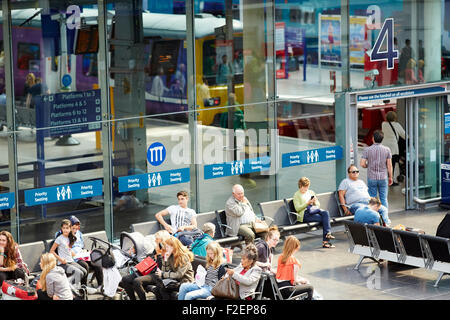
[406,96,443,209]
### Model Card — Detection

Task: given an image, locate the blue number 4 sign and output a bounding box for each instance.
[370,18,398,69]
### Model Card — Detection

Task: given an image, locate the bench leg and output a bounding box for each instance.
[433,272,447,288]
[354,256,379,270]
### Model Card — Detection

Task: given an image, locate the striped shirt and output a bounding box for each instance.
[205,265,220,287]
[362,143,392,180]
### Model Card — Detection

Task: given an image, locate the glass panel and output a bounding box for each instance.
[349,0,445,90]
[10,2,106,243]
[112,113,191,239]
[417,96,442,199]
[197,102,275,213]
[0,4,12,231]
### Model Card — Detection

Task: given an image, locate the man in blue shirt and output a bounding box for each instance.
[354,197,383,226]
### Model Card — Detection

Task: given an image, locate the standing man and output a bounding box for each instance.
[360,130,393,210]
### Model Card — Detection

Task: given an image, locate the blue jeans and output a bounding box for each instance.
[349,201,391,226]
[303,209,331,241]
[367,179,389,209]
[178,282,212,300]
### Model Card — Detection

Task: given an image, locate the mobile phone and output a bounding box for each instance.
[158,243,163,250]
[310,195,314,199]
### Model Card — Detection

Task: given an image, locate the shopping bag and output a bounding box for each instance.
[253,221,269,233]
[195,264,207,287]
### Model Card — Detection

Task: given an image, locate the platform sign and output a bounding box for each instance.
[118,167,190,192]
[282,146,343,168]
[357,85,447,102]
[204,156,271,180]
[35,89,102,137]
[0,193,15,210]
[24,179,103,206]
[441,163,450,206]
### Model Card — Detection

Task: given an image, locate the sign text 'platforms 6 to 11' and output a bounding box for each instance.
[118,167,190,193]
[282,146,343,168]
[24,180,103,206]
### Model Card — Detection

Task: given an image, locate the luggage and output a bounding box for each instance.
[1,280,38,300]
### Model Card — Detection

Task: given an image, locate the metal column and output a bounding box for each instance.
[97,0,114,241]
[2,0,20,241]
[186,0,199,212]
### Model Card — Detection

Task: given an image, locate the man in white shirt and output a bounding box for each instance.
[155,191,198,246]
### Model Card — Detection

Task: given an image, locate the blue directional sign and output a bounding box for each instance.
[357,85,446,102]
[24,179,103,206]
[445,113,450,135]
[204,156,271,180]
[0,193,15,210]
[282,146,343,168]
[118,167,190,192]
[147,142,166,166]
[35,89,102,137]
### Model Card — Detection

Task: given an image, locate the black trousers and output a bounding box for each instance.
[0,268,25,287]
[77,260,103,286]
[120,273,159,300]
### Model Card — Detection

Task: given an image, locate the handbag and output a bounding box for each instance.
[253,221,269,233]
[211,276,240,300]
[135,256,158,276]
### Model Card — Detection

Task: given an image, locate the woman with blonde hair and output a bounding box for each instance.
[0,230,29,286]
[178,241,226,300]
[275,236,313,300]
[37,253,73,300]
[293,177,334,248]
[153,236,194,300]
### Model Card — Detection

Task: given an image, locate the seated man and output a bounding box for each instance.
[354,197,384,226]
[225,184,263,244]
[155,191,198,246]
[338,165,391,226]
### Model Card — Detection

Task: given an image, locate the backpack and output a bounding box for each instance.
[90,246,116,269]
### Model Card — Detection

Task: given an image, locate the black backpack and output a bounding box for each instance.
[90,246,116,269]
[436,213,450,238]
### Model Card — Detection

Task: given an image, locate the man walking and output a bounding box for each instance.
[360,130,393,209]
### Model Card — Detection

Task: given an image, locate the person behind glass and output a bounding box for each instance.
[155,190,198,246]
[178,241,226,300]
[119,230,171,300]
[152,236,194,300]
[50,219,88,288]
[224,243,262,300]
[216,54,233,85]
[0,230,29,286]
[66,215,103,290]
[190,222,215,257]
[276,236,314,300]
[225,184,264,245]
[293,177,335,248]
[37,253,73,300]
[354,197,385,226]
[24,72,35,108]
[360,130,393,210]
[382,111,406,186]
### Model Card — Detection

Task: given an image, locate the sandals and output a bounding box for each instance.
[325,233,335,240]
[322,242,335,248]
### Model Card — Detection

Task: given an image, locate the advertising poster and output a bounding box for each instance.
[349,17,370,65]
[275,22,286,79]
[319,15,341,63]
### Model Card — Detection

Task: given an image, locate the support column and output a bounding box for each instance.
[3,0,20,241]
[423,0,441,81]
[341,0,350,90]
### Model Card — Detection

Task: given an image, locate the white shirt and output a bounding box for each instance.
[167,205,196,231]
[381,121,406,155]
